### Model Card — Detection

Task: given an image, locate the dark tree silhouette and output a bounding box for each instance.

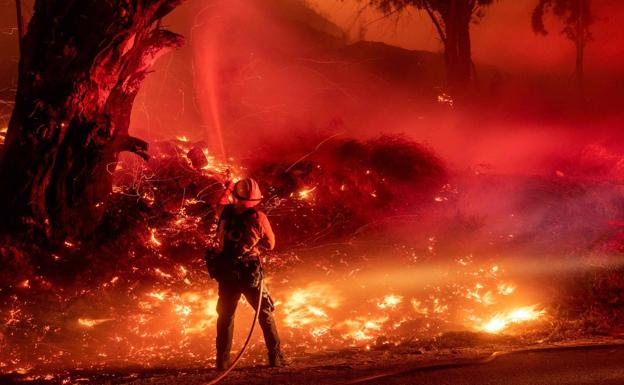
[532,0,593,93]
[0,0,184,238]
[368,0,496,90]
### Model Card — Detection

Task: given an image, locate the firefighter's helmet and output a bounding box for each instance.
[233,178,262,202]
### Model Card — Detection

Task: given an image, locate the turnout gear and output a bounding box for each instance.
[216,281,280,368]
[207,202,284,368]
[215,355,230,371]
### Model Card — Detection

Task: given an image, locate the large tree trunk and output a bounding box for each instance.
[443,0,473,91]
[0,0,183,238]
[576,36,584,97]
[575,0,587,98]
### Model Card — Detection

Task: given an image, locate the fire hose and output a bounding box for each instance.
[203,274,265,385]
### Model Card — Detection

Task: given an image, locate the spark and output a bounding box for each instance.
[437,93,454,107]
[296,186,317,200]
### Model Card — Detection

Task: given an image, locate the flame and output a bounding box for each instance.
[497,283,516,296]
[296,186,317,200]
[338,316,388,341]
[479,305,545,333]
[377,294,403,309]
[149,228,162,247]
[148,291,167,301]
[282,284,340,329]
[78,318,113,328]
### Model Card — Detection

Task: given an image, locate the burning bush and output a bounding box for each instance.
[247,134,447,247]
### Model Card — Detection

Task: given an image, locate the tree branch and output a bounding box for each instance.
[532,0,551,35]
[114,134,149,160]
[423,2,446,44]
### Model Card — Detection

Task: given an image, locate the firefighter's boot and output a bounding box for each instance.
[268,350,289,367]
[216,354,230,371]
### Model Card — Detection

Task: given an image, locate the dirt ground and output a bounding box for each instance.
[4,335,623,385]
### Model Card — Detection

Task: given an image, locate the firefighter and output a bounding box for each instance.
[208,177,286,370]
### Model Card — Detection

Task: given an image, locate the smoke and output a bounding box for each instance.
[123,0,624,181]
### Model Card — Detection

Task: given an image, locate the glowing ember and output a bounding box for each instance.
[148,291,167,301]
[149,228,162,247]
[497,283,516,296]
[377,294,403,309]
[437,93,454,107]
[77,318,113,328]
[479,305,545,333]
[295,186,317,200]
[338,316,388,341]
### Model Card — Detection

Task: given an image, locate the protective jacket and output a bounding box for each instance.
[206,204,275,285]
[218,204,275,260]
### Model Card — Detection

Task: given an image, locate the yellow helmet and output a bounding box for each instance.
[233,178,262,201]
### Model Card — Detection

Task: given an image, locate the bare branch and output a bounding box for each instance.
[114,134,149,161]
[423,2,446,44]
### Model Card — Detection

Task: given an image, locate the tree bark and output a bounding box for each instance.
[442,0,473,91]
[576,0,586,98]
[0,0,184,238]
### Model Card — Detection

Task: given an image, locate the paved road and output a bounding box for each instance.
[345,345,624,385]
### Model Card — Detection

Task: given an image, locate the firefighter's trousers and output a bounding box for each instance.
[215,280,281,363]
